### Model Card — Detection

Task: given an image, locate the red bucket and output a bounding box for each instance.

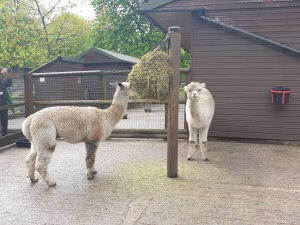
[271,87,291,105]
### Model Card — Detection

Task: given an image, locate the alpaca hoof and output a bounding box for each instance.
[91,170,97,175]
[202,157,209,161]
[87,174,95,180]
[30,178,39,183]
[187,156,192,161]
[47,181,57,187]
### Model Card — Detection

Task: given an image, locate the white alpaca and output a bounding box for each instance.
[184,82,215,161]
[22,82,130,187]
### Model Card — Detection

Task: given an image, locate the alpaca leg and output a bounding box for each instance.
[85,141,99,180]
[199,127,209,161]
[34,125,57,187]
[187,127,197,160]
[36,146,56,187]
[25,144,38,183]
[34,129,57,187]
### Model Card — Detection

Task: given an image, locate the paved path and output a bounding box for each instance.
[0,139,299,225]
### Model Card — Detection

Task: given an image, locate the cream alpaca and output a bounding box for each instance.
[184,82,215,161]
[22,82,130,187]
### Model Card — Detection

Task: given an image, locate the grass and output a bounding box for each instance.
[179,87,185,97]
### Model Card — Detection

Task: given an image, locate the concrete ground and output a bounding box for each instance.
[0,139,299,225]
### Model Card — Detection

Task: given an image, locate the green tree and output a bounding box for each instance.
[48,13,93,57]
[31,0,94,59]
[0,0,46,68]
[92,0,165,58]
[92,0,190,67]
[0,0,94,69]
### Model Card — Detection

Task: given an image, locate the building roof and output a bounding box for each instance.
[31,56,85,73]
[140,0,175,11]
[60,56,85,63]
[141,1,300,57]
[31,48,139,73]
[78,47,139,64]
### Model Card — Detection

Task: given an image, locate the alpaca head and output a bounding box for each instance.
[184,82,207,100]
[110,81,131,102]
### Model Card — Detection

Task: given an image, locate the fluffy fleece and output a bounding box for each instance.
[184,82,215,161]
[22,82,130,187]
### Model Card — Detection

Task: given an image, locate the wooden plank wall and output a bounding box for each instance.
[191,7,300,140]
[84,62,130,71]
[159,0,300,10]
[80,51,116,63]
[206,7,300,50]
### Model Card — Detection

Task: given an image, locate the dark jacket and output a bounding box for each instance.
[0,78,12,105]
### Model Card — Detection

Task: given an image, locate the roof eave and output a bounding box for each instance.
[30,57,60,73]
[78,47,139,65]
[140,0,175,11]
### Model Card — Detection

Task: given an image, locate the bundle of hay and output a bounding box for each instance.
[128,50,172,101]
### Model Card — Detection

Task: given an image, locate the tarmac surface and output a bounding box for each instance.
[0,139,300,225]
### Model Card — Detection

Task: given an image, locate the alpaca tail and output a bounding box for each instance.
[22,114,34,141]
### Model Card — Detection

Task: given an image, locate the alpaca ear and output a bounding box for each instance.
[201,83,206,88]
[110,82,117,88]
[117,82,124,88]
[184,86,188,93]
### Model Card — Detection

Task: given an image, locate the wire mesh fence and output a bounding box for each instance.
[30,70,188,132]
[0,104,25,136]
[0,76,25,138]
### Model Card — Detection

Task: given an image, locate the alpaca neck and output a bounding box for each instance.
[105,94,129,127]
[188,98,202,118]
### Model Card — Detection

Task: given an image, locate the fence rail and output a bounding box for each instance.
[33,99,186,106]
[32,68,189,77]
[0,102,25,111]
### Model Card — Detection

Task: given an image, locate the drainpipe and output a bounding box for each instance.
[196,9,300,57]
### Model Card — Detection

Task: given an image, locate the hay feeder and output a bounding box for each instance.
[128,50,172,101]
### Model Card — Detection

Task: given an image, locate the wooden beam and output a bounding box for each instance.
[8,129,188,140]
[24,73,33,117]
[0,132,24,149]
[32,68,188,78]
[32,70,130,77]
[0,103,25,111]
[34,99,186,106]
[113,129,187,134]
[167,26,181,178]
[109,133,187,139]
[184,69,192,130]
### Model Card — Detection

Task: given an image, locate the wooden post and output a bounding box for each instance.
[102,75,107,100]
[164,103,168,129]
[167,26,181,178]
[24,73,33,117]
[184,69,191,130]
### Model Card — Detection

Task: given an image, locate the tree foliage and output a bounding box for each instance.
[92,0,190,67]
[0,0,93,69]
[0,0,190,69]
[47,13,94,57]
[0,0,45,68]
[91,0,165,58]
